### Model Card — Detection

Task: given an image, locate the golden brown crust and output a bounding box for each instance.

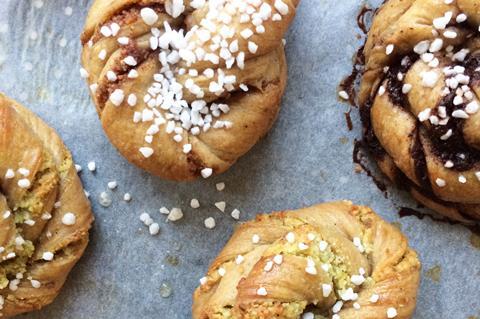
[192,201,421,319]
[0,93,94,317]
[359,0,480,222]
[80,0,299,181]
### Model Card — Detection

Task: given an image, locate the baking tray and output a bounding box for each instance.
[0,0,478,318]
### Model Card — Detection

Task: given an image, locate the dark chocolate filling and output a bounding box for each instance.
[359,98,386,160]
[356,6,375,35]
[382,54,433,188]
[411,129,430,189]
[339,45,365,107]
[384,54,415,107]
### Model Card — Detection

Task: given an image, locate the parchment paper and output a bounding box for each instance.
[0,0,478,318]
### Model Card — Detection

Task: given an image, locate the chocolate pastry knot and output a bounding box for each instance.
[0,94,93,317]
[359,0,480,222]
[193,201,420,319]
[81,0,299,181]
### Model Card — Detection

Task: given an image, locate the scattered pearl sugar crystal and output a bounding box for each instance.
[87,161,96,172]
[204,217,216,229]
[167,208,183,221]
[149,223,160,235]
[190,198,200,208]
[140,212,154,226]
[231,208,240,220]
[42,251,54,261]
[214,201,226,212]
[216,182,225,191]
[107,180,118,190]
[99,191,113,207]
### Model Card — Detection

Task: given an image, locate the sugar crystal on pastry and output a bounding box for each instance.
[41,252,54,261]
[17,178,31,189]
[322,283,332,297]
[4,169,14,179]
[387,307,398,318]
[62,212,77,225]
[256,287,267,296]
[235,255,244,265]
[41,212,52,221]
[332,300,343,313]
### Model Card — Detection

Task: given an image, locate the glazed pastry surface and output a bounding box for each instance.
[359,0,480,222]
[81,0,299,181]
[193,201,420,319]
[0,94,94,317]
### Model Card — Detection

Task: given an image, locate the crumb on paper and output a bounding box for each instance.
[354,163,363,174]
[425,265,441,283]
[470,233,480,250]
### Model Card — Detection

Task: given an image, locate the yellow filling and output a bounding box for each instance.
[16,150,58,219]
[0,240,35,289]
[1,151,60,291]
[243,301,307,319]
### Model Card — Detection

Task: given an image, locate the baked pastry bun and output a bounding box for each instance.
[80,0,300,181]
[193,201,420,319]
[0,94,94,317]
[359,0,480,223]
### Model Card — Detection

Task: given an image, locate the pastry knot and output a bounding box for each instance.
[81,0,300,180]
[193,201,420,319]
[359,0,480,222]
[0,94,93,317]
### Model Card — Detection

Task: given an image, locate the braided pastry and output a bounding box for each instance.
[359,0,480,223]
[80,0,299,181]
[193,201,420,319]
[0,94,94,317]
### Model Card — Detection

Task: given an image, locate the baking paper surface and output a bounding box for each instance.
[0,0,478,318]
